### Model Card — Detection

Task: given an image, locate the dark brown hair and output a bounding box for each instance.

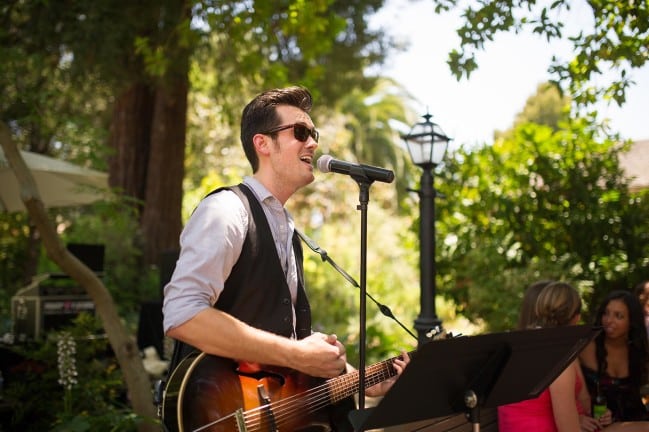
[593,290,649,388]
[240,86,313,172]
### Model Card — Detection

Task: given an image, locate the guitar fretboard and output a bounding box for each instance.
[328,351,415,402]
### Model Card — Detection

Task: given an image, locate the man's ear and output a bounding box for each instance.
[253,133,271,156]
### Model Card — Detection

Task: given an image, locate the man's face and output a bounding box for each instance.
[265,104,319,191]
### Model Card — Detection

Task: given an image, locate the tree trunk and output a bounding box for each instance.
[108,82,154,208]
[0,122,159,432]
[141,77,187,265]
[106,0,192,266]
[108,49,188,267]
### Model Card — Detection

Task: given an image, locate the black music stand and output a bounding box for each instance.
[349,325,600,431]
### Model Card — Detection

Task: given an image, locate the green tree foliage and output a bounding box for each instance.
[332,78,420,204]
[136,0,398,263]
[0,213,32,289]
[0,1,111,161]
[432,0,649,106]
[192,0,394,109]
[1,0,398,268]
[436,116,649,331]
[494,82,571,140]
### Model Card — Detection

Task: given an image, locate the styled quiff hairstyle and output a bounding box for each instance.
[533,281,581,328]
[240,86,313,172]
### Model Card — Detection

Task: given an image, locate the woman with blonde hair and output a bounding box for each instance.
[499,281,613,432]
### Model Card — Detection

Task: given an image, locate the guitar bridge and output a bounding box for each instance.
[234,408,247,432]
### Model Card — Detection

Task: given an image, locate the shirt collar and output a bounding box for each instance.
[243,176,277,205]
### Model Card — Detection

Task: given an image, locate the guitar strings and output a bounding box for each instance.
[190,411,241,432]
[241,358,399,430]
[243,371,391,430]
[186,368,394,432]
[243,364,392,430]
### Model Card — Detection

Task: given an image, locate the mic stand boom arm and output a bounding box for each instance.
[295,229,417,342]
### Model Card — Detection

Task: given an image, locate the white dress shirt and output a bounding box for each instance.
[162,177,298,333]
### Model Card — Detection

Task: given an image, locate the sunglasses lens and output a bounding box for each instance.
[294,125,309,142]
[293,125,318,143]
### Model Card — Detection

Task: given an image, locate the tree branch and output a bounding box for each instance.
[0,121,158,432]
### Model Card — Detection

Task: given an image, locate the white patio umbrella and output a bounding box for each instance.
[0,148,109,212]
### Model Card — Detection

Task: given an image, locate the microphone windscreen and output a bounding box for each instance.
[317,155,333,173]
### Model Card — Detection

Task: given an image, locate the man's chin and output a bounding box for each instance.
[303,172,315,185]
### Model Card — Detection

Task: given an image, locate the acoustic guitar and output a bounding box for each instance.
[161,351,411,432]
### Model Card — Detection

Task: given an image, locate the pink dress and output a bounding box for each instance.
[498,369,584,432]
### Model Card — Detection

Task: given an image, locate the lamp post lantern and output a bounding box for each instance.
[402,112,451,347]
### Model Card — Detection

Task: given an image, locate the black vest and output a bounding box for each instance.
[166,184,353,431]
[216,183,312,339]
[170,183,312,363]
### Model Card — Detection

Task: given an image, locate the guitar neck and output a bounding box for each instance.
[328,351,415,403]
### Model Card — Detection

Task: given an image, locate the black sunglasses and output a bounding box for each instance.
[262,123,319,143]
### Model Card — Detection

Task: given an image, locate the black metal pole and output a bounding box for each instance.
[348,166,374,414]
[357,180,370,412]
[415,164,442,346]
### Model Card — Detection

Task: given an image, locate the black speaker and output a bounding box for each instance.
[137,300,164,359]
[67,243,105,274]
[134,250,178,359]
[159,249,179,297]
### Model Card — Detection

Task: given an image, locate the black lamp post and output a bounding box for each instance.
[402,112,451,347]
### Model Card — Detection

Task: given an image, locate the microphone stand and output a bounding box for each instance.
[353,172,372,412]
[306,160,419,420]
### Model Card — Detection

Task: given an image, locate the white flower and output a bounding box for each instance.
[57,332,78,390]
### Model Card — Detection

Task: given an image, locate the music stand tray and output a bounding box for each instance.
[349,325,600,431]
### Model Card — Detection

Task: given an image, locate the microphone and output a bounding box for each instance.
[317,155,394,183]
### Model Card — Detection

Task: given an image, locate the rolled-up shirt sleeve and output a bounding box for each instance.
[162,190,247,332]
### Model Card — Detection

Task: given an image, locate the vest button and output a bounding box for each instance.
[282,298,290,305]
[283,316,290,323]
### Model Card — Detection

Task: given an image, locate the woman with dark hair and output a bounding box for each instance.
[634,281,649,338]
[579,290,649,423]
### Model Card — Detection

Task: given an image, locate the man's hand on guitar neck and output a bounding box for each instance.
[289,332,348,378]
[348,351,411,398]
